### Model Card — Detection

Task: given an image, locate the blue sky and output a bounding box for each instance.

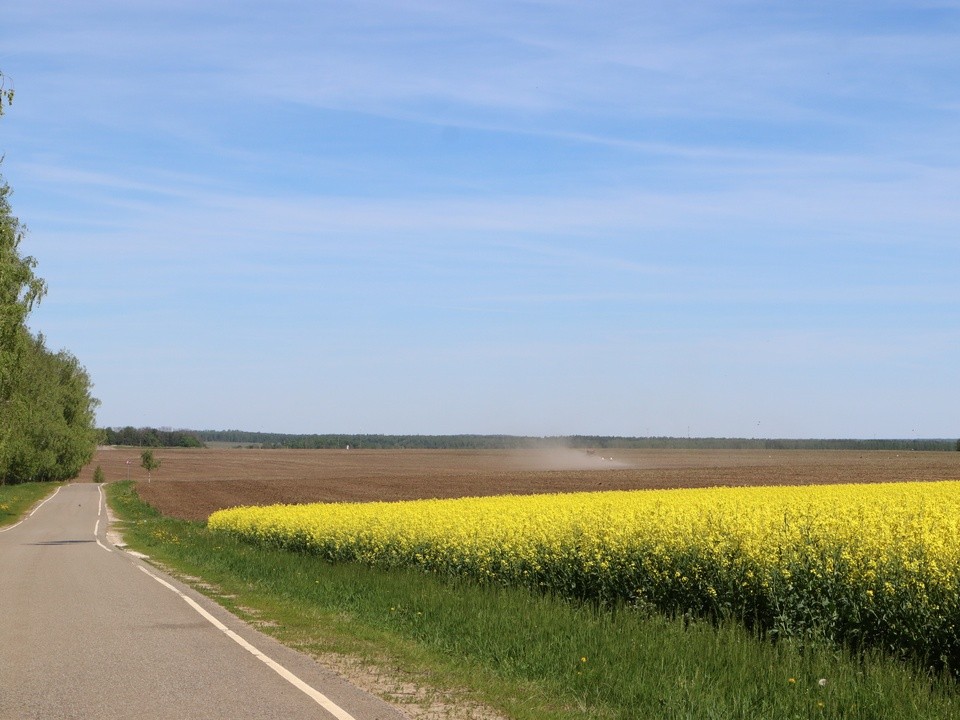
[2,1,958,437]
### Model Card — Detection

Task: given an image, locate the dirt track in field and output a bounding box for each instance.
[78,447,960,522]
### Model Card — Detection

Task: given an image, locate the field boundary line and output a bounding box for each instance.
[137,565,358,720]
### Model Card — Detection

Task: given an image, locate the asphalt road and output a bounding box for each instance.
[0,483,408,720]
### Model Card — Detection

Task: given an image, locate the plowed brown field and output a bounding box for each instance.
[78,446,960,522]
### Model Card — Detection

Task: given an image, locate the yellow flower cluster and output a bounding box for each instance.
[208,481,960,669]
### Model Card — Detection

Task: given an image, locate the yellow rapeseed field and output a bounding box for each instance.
[208,481,960,669]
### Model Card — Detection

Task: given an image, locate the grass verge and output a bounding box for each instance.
[107,481,959,720]
[0,482,61,528]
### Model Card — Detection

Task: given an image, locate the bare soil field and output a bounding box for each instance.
[77,446,960,522]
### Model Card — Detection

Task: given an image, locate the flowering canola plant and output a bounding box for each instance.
[208,481,960,670]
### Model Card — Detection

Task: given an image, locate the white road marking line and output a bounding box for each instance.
[95,485,112,553]
[137,565,358,720]
[0,486,62,533]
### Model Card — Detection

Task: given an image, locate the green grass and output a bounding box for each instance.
[0,482,61,528]
[107,481,960,720]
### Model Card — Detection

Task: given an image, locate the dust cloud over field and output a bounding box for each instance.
[79,447,960,522]
[517,448,634,470]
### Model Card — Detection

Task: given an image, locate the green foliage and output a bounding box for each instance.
[93,465,105,484]
[0,71,12,116]
[0,329,99,483]
[101,426,204,448]
[0,86,99,484]
[140,449,160,481]
[195,430,960,452]
[0,182,46,378]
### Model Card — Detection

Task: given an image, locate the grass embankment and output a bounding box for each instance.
[108,481,959,720]
[0,482,60,528]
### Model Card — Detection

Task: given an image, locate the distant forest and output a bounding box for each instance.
[101,427,960,452]
[101,426,204,448]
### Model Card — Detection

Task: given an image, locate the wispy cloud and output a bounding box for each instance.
[4,0,959,435]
